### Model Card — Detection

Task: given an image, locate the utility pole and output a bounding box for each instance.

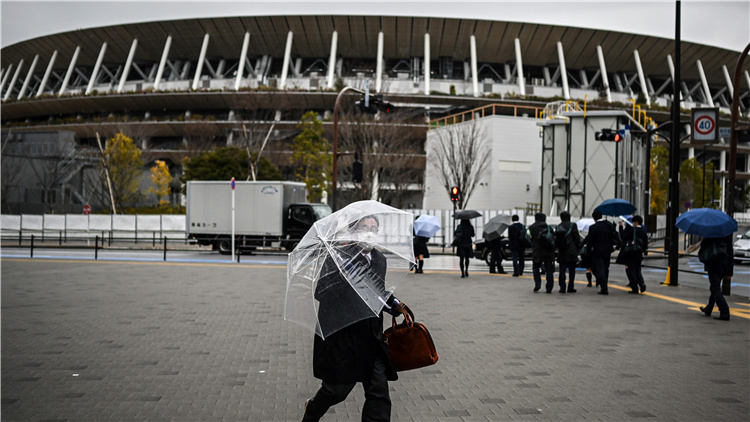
[666,1,681,287]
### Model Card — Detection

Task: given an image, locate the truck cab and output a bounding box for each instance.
[284,203,332,250]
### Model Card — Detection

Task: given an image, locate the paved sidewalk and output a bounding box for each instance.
[2,257,748,421]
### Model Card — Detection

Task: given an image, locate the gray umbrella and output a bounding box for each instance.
[482,214,512,241]
[453,210,481,220]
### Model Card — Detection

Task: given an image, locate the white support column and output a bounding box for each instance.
[597,46,612,102]
[722,65,734,99]
[557,42,570,100]
[36,50,58,97]
[375,31,384,93]
[18,55,39,99]
[0,64,12,96]
[279,31,293,90]
[117,39,138,93]
[424,33,431,95]
[696,60,714,107]
[86,42,107,95]
[154,36,172,89]
[192,34,210,90]
[59,46,79,96]
[633,50,650,105]
[326,31,338,89]
[514,38,525,96]
[235,32,250,91]
[4,60,23,100]
[470,35,479,97]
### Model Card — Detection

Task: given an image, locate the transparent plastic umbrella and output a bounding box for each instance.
[414,215,441,238]
[284,200,416,339]
[576,218,596,233]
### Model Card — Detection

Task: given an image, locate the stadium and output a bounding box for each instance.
[1,14,748,215]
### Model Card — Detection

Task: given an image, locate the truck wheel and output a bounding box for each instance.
[285,241,299,251]
[218,240,231,255]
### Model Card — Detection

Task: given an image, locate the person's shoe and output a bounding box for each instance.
[568,289,577,293]
[628,290,639,294]
[640,285,646,293]
[489,271,497,274]
[512,274,519,277]
[699,306,712,317]
[587,282,592,287]
[559,289,566,293]
[461,274,466,278]
[546,290,552,294]
[465,272,469,277]
[597,291,609,295]
[533,287,540,292]
[498,270,507,274]
[714,315,730,321]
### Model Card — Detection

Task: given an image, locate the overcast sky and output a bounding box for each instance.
[1,0,748,51]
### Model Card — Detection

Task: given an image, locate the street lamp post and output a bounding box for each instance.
[331,86,366,211]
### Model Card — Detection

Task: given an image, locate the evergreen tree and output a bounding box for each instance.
[291,112,332,202]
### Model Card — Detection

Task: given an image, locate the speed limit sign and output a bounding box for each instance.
[691,107,718,142]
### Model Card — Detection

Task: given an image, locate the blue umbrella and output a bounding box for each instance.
[676,208,738,238]
[413,215,441,238]
[595,199,636,216]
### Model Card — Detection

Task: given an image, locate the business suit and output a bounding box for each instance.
[508,222,526,276]
[555,221,582,292]
[529,221,555,292]
[700,235,734,320]
[583,220,618,294]
[617,225,649,293]
[306,246,398,421]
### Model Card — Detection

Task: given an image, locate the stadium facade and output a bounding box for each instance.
[1,15,748,215]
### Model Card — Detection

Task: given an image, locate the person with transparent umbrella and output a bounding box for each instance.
[285,201,416,421]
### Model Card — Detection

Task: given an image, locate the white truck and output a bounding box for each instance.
[186,181,331,254]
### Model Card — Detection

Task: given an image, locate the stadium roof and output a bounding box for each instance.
[2,15,746,86]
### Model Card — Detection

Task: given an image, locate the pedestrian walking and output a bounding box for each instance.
[529,212,555,293]
[301,215,407,421]
[507,215,527,277]
[488,235,506,274]
[616,215,649,294]
[699,234,734,321]
[582,210,620,295]
[412,233,430,274]
[555,211,581,293]
[455,219,475,278]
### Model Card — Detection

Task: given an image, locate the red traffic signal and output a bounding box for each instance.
[449,186,460,202]
[595,128,622,142]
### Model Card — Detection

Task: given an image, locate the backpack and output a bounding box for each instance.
[699,241,728,264]
[537,225,556,251]
[556,223,579,250]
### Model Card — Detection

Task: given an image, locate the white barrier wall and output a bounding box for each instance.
[1,214,187,239]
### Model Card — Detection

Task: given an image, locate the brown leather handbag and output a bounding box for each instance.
[383,305,438,372]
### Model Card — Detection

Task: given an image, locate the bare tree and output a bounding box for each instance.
[427,119,491,209]
[337,110,424,208]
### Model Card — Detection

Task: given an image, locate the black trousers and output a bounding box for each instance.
[511,250,525,276]
[303,358,391,422]
[558,261,576,291]
[625,260,646,292]
[704,267,730,317]
[489,249,504,273]
[532,259,554,291]
[592,256,611,293]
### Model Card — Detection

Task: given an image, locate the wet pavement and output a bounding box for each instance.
[2,255,749,421]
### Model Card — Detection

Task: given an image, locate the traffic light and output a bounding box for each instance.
[594,128,622,142]
[356,94,394,114]
[449,186,460,202]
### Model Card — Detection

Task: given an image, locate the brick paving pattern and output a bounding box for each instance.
[2,258,748,421]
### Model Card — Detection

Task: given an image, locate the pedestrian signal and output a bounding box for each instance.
[450,186,460,202]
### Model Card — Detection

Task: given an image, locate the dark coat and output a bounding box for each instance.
[583,220,619,259]
[313,247,398,384]
[455,222,475,258]
[700,235,734,277]
[413,235,430,258]
[615,225,648,266]
[507,222,526,252]
[529,221,555,264]
[555,221,582,263]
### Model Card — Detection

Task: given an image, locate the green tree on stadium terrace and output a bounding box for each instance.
[291,111,331,202]
[181,147,282,183]
[649,145,668,214]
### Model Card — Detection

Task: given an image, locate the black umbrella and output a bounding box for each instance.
[453,210,481,220]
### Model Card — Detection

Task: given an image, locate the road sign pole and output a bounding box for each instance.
[231,178,236,263]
